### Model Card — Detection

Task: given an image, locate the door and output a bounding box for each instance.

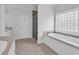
[32,11,38,40]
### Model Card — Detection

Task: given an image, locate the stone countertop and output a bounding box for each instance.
[0,36,14,55]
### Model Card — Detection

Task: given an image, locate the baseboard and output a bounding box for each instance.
[37,39,44,44]
[15,36,32,40]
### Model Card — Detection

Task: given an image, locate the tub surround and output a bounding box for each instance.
[43,32,79,54]
[0,37,14,55]
[44,32,79,49]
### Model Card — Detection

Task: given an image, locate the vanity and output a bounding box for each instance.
[0,37,15,55]
[43,32,79,55]
[0,27,15,55]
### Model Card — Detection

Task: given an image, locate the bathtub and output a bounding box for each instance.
[43,32,79,55]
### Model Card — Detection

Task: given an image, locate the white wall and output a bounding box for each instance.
[0,5,6,36]
[38,4,54,43]
[55,4,79,13]
[6,7,32,39]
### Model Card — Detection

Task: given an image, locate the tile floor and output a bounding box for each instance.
[15,38,57,55]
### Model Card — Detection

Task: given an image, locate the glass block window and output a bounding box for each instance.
[55,9,78,33]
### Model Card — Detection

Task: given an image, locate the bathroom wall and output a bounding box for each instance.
[38,4,54,43]
[6,7,32,39]
[54,4,79,36]
[55,4,79,13]
[0,5,6,36]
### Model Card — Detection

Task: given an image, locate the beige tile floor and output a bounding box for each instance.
[15,38,58,55]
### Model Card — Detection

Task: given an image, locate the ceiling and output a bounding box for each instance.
[6,4,37,10]
[4,4,79,12]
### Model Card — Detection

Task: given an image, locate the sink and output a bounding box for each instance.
[0,41,7,55]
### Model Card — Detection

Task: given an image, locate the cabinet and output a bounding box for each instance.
[8,40,15,55]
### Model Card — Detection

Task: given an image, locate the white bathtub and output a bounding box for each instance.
[44,33,79,55]
[0,41,7,55]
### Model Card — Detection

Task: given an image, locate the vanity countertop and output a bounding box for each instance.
[0,36,14,55]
